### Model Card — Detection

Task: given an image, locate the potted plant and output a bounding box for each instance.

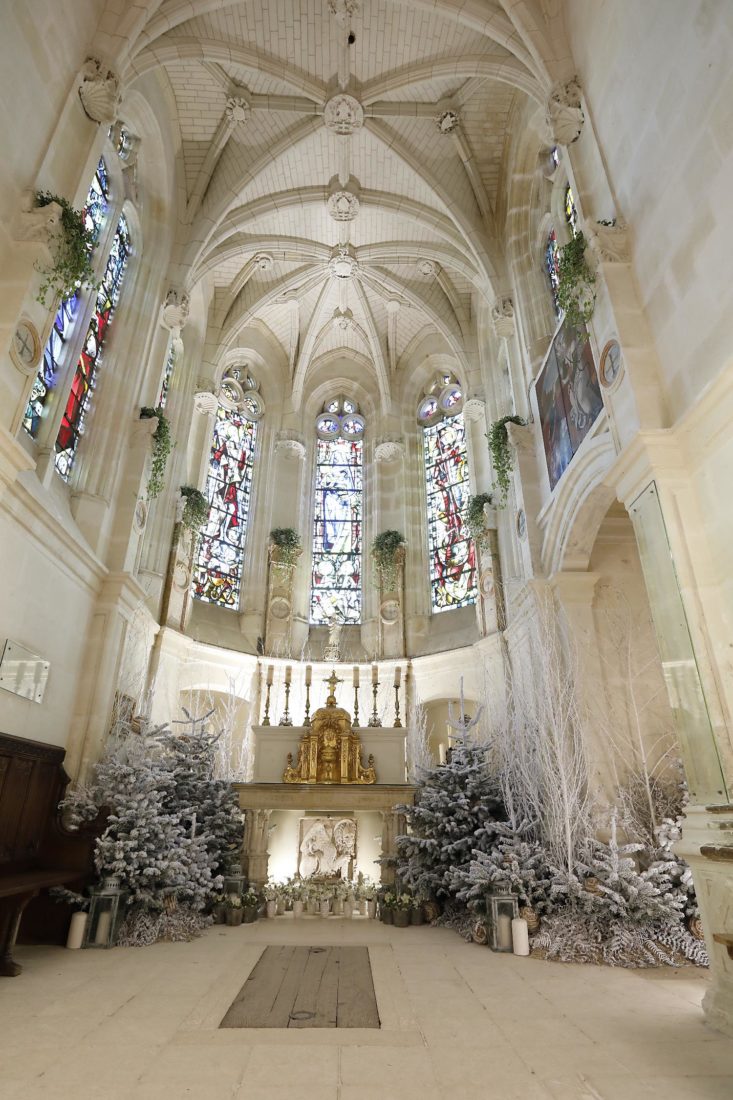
[465,493,494,551]
[242,889,260,923]
[380,891,395,925]
[291,882,305,919]
[225,895,243,927]
[332,880,347,915]
[486,416,526,506]
[33,190,99,306]
[319,886,332,918]
[179,485,209,533]
[269,527,301,566]
[392,894,413,928]
[211,893,227,924]
[140,406,173,500]
[371,530,406,592]
[410,898,425,926]
[263,882,278,919]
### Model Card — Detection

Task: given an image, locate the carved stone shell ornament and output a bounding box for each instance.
[78,58,121,125]
[546,78,585,146]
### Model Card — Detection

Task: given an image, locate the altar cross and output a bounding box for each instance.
[323,668,343,704]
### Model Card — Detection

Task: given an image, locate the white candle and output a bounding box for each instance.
[353,666,359,687]
[394,666,401,687]
[305,664,312,686]
[372,664,378,685]
[438,743,446,764]
[66,911,87,950]
[94,909,112,946]
[285,665,292,685]
[512,917,530,956]
[266,665,274,686]
[497,912,513,950]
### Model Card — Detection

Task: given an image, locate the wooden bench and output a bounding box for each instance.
[0,731,101,975]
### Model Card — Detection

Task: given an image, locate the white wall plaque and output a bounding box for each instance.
[0,640,50,704]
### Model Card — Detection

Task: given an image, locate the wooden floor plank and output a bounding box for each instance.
[220,946,294,1028]
[289,946,336,1028]
[337,946,381,1029]
[261,946,310,1028]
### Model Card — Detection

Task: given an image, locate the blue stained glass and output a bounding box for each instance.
[55,213,131,479]
[310,436,362,624]
[157,343,175,409]
[192,407,258,609]
[23,159,108,438]
[546,228,561,319]
[423,413,477,613]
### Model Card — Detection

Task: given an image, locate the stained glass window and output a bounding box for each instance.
[54,212,131,479]
[545,228,561,319]
[192,372,261,610]
[310,397,364,624]
[23,159,109,438]
[424,413,476,613]
[565,185,579,236]
[157,343,176,409]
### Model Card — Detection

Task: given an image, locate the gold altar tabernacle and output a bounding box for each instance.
[282,672,376,784]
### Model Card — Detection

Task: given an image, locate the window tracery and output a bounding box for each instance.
[191,366,263,610]
[310,396,364,625]
[418,375,477,613]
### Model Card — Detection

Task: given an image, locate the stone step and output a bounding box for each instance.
[705,804,733,814]
[700,844,733,862]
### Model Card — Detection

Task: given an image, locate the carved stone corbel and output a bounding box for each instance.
[546,78,584,146]
[585,222,631,265]
[491,297,515,340]
[161,289,190,334]
[14,190,62,244]
[374,439,405,464]
[78,58,121,125]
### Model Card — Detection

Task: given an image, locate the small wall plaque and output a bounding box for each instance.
[0,640,50,704]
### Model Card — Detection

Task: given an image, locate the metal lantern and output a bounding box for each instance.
[486,892,519,952]
[223,874,247,902]
[83,882,126,948]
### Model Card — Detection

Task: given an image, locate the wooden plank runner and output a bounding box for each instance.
[219,946,379,1029]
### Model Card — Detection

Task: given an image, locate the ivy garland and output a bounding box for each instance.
[557,231,596,329]
[179,486,208,533]
[140,406,172,500]
[269,527,302,566]
[34,191,99,307]
[372,530,406,592]
[465,493,494,550]
[487,416,526,506]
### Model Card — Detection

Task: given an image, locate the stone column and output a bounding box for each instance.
[379,809,406,886]
[374,441,406,659]
[244,808,272,886]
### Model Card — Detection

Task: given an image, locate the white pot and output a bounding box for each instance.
[266,899,277,919]
[359,899,368,916]
[293,899,304,918]
[367,899,377,919]
[320,900,331,917]
[333,897,344,915]
[343,900,354,919]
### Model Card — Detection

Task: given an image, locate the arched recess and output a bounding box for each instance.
[541,435,618,576]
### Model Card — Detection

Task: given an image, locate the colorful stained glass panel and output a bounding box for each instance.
[54,212,131,479]
[545,228,561,319]
[424,414,477,613]
[192,407,258,609]
[23,159,109,438]
[157,343,175,409]
[310,437,362,624]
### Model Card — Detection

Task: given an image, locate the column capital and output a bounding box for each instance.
[549,570,601,605]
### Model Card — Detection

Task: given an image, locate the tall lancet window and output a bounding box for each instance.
[54,211,132,479]
[418,375,477,613]
[310,397,365,624]
[23,159,109,438]
[192,367,264,609]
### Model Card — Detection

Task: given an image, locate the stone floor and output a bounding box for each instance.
[1,916,732,1100]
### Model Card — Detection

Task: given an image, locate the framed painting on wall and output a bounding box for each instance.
[535,319,604,490]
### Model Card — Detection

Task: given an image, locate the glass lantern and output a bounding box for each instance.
[83,882,126,948]
[486,893,519,952]
[223,874,247,903]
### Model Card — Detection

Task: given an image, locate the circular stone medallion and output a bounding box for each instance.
[599,339,623,389]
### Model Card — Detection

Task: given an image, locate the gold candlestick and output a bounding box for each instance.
[279,679,293,726]
[304,681,311,726]
[353,685,360,727]
[393,683,402,727]
[368,677,382,727]
[262,681,272,726]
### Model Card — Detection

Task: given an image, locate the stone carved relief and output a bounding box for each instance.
[15,190,62,243]
[375,439,405,463]
[546,78,584,146]
[327,188,360,221]
[586,222,631,264]
[161,289,190,333]
[416,258,437,278]
[328,0,361,24]
[491,297,515,339]
[332,308,354,330]
[275,434,306,460]
[436,109,460,134]
[324,93,364,134]
[463,397,486,423]
[193,389,218,415]
[254,252,274,271]
[329,245,359,279]
[380,599,400,626]
[225,96,251,126]
[299,817,356,879]
[78,58,121,125]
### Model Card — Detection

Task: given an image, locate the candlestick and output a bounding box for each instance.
[393,682,402,728]
[368,671,382,727]
[353,682,360,728]
[304,678,312,726]
[262,679,272,725]
[266,665,274,686]
[279,677,292,726]
[305,664,312,686]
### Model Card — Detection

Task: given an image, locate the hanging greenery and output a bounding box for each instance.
[269,527,302,566]
[486,416,526,506]
[557,231,596,329]
[140,406,172,500]
[34,191,98,306]
[465,493,494,550]
[180,485,208,533]
[372,530,406,592]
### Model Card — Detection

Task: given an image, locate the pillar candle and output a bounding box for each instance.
[66,911,87,950]
[266,665,274,685]
[353,666,359,686]
[285,665,291,684]
[94,909,112,946]
[305,665,312,686]
[372,663,378,685]
[438,743,446,764]
[512,917,530,956]
[497,912,513,950]
[394,666,401,687]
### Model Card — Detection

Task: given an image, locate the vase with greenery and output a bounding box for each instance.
[486,416,526,506]
[465,493,494,550]
[392,893,413,928]
[557,231,596,329]
[371,530,406,592]
[34,191,99,306]
[180,485,208,533]
[225,895,243,927]
[242,889,260,923]
[269,527,301,566]
[140,406,172,500]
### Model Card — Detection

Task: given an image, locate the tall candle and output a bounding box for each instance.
[372,664,378,685]
[353,666,359,686]
[95,909,112,946]
[266,665,274,686]
[305,665,312,686]
[285,665,291,684]
[394,666,401,687]
[66,911,87,950]
[497,912,513,950]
